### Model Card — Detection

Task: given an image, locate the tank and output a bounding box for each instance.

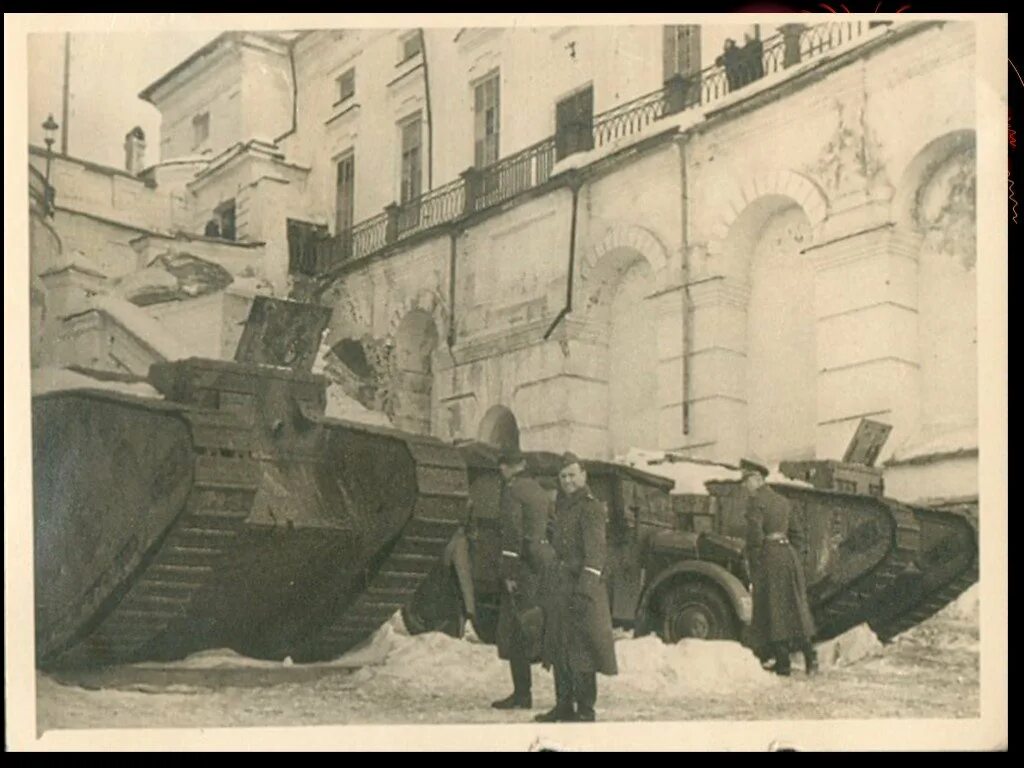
[32,297,469,669]
[403,444,978,647]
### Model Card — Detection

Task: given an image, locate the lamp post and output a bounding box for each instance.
[42,114,59,216]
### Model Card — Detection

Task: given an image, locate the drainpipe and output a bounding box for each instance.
[447,229,458,351]
[677,137,691,436]
[543,178,582,341]
[274,38,299,144]
[420,28,434,191]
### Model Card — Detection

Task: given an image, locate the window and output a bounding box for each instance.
[399,32,422,63]
[663,25,702,81]
[192,112,210,150]
[336,68,356,104]
[473,72,500,168]
[399,113,423,204]
[335,152,355,235]
[555,85,594,161]
[213,198,236,241]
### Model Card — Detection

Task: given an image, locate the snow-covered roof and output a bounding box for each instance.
[616,448,815,494]
[89,295,194,361]
[887,424,979,465]
[616,449,741,494]
[32,367,163,399]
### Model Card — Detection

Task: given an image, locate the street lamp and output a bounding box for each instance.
[42,114,59,216]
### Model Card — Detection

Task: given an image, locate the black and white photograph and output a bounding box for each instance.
[4,11,1007,751]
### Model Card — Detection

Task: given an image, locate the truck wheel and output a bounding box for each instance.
[401,601,466,639]
[401,566,467,639]
[658,581,739,643]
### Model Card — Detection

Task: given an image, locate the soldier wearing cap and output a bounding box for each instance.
[491,446,553,710]
[741,458,818,676]
[536,452,618,723]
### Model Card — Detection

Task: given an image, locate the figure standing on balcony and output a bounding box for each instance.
[743,33,765,84]
[717,38,744,93]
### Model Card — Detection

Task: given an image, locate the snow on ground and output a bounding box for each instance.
[611,637,776,694]
[36,593,980,731]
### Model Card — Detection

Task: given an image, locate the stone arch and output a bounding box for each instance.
[891,129,975,230]
[390,308,441,435]
[709,170,827,253]
[577,238,661,458]
[387,287,449,342]
[477,405,521,452]
[716,191,818,464]
[896,129,977,439]
[578,222,670,294]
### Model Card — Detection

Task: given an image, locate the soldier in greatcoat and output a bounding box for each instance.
[536,453,618,723]
[742,458,818,676]
[491,448,552,710]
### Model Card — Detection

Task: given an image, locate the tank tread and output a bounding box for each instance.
[871,564,978,641]
[290,437,468,662]
[813,504,921,640]
[49,415,259,669]
[870,508,979,641]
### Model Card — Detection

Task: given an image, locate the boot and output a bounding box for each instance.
[575,707,596,722]
[534,705,575,722]
[773,644,792,677]
[492,692,532,710]
[803,647,819,676]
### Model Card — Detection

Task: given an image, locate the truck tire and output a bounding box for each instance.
[400,602,466,639]
[658,581,740,643]
[401,566,467,639]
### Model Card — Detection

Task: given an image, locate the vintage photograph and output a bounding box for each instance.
[7,11,1007,750]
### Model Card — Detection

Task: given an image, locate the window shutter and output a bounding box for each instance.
[555,96,574,160]
[663,26,678,82]
[575,87,594,153]
[682,26,701,76]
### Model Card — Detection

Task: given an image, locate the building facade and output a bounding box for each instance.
[29,20,979,508]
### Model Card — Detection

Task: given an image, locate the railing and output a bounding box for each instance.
[592,87,672,149]
[474,138,556,210]
[801,20,867,58]
[351,212,388,259]
[291,20,877,279]
[396,177,466,237]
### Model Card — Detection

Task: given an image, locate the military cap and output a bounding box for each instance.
[558,451,583,470]
[497,446,525,466]
[739,458,770,478]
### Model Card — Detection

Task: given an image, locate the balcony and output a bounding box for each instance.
[291,20,879,280]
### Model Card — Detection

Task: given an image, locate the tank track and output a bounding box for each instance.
[291,435,468,662]
[869,508,979,641]
[814,503,979,643]
[51,410,259,668]
[813,504,921,641]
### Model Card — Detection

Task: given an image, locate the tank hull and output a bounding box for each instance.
[705,481,979,642]
[33,359,468,669]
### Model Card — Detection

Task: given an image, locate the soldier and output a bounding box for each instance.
[536,453,618,723]
[741,458,818,677]
[491,447,552,711]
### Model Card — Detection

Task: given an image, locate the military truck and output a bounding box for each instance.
[403,433,979,647]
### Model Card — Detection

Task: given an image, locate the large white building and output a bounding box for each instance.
[29,19,979,509]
